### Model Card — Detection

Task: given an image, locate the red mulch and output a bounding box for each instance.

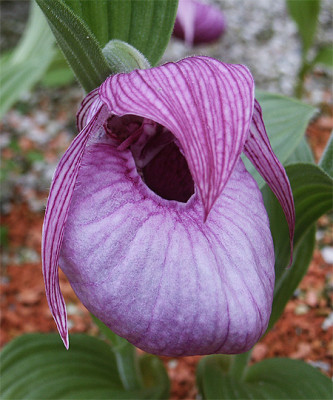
[1,111,332,399]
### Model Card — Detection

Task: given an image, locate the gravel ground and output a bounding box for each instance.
[164,0,333,98]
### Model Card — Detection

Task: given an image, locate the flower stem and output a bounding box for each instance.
[91,314,143,390]
[294,58,311,99]
[113,338,144,391]
[228,349,252,380]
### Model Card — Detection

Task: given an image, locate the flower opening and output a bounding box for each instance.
[104,115,195,203]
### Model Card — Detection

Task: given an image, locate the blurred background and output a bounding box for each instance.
[1,1,332,398]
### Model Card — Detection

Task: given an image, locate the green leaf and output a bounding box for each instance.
[286,0,321,57]
[0,1,55,117]
[246,358,332,399]
[269,226,316,330]
[246,91,316,188]
[139,354,170,399]
[262,163,333,329]
[196,355,235,400]
[0,333,169,399]
[37,0,178,91]
[36,0,111,93]
[197,356,332,399]
[255,91,316,163]
[319,133,333,177]
[41,48,75,87]
[312,45,333,68]
[63,0,178,66]
[286,137,314,164]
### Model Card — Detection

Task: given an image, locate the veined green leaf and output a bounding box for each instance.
[36,0,111,93]
[268,226,315,330]
[286,137,314,164]
[286,0,321,57]
[255,91,316,163]
[139,354,170,400]
[197,356,331,399]
[262,163,333,329]
[0,333,170,399]
[41,48,75,87]
[9,1,54,65]
[1,62,38,115]
[0,1,55,117]
[312,45,333,69]
[63,0,178,66]
[319,133,333,177]
[245,91,316,188]
[245,358,331,400]
[37,0,178,91]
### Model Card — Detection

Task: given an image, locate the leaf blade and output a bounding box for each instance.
[197,355,332,399]
[312,46,333,69]
[268,226,315,330]
[36,0,111,92]
[0,1,55,117]
[0,333,169,399]
[262,163,333,329]
[319,133,333,177]
[286,0,320,56]
[63,0,178,66]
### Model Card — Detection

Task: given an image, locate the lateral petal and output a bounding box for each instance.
[76,88,101,131]
[99,56,254,218]
[244,100,295,264]
[42,105,108,348]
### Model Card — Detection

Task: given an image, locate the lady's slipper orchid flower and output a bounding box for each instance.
[173,0,226,46]
[42,56,294,356]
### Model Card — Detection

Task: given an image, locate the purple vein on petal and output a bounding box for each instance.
[99,56,254,219]
[77,88,101,131]
[244,99,295,266]
[42,105,107,348]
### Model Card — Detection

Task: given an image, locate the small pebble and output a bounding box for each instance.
[321,247,333,264]
[67,303,79,316]
[316,230,325,241]
[308,360,330,373]
[322,312,333,330]
[294,304,309,315]
[168,359,178,369]
[305,290,318,307]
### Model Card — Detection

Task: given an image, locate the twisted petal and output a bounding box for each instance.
[60,138,274,355]
[243,100,295,265]
[77,87,102,131]
[42,105,108,348]
[99,56,254,218]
